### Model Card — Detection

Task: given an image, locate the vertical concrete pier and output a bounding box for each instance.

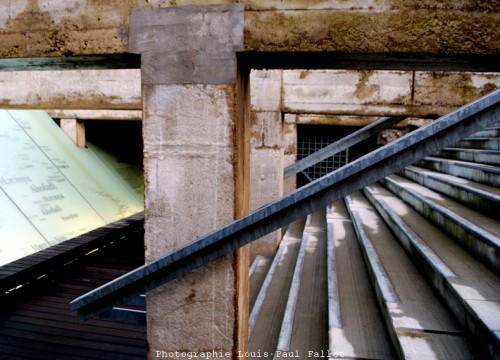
[129,5,246,359]
[249,70,284,258]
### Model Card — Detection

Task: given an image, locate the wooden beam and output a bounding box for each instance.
[60,119,86,148]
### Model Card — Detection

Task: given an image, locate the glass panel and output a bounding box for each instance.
[0,110,106,246]
[0,109,145,266]
[0,189,50,267]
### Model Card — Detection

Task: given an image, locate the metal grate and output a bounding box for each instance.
[297,134,349,181]
[297,125,377,186]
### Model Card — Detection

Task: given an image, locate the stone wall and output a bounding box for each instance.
[282,70,500,118]
[0,1,498,58]
[248,70,283,258]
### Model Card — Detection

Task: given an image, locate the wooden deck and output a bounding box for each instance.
[0,213,146,360]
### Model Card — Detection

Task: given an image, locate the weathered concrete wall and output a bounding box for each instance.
[0,69,141,109]
[130,5,246,359]
[47,109,142,121]
[244,4,500,53]
[143,84,238,358]
[283,70,500,117]
[292,114,432,128]
[0,1,498,58]
[2,68,498,117]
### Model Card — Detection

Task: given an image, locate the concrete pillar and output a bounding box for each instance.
[248,70,284,258]
[60,118,85,148]
[129,5,247,360]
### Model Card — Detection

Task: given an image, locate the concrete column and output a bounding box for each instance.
[60,118,85,148]
[129,5,246,360]
[248,70,284,258]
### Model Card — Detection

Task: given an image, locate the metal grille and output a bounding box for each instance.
[297,134,349,182]
[297,125,377,186]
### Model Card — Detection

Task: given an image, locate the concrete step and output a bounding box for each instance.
[435,148,500,166]
[345,192,477,360]
[417,156,500,187]
[326,200,395,359]
[472,128,500,137]
[364,184,500,360]
[248,218,305,357]
[381,174,500,275]
[249,255,273,311]
[274,210,328,359]
[400,165,500,215]
[453,138,500,150]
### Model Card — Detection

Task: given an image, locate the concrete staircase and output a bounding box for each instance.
[248,124,500,360]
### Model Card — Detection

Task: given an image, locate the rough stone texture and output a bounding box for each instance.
[126,6,246,357]
[244,9,500,53]
[283,69,413,116]
[143,83,237,358]
[146,255,235,359]
[248,111,283,258]
[47,109,142,121]
[293,114,432,128]
[295,115,381,126]
[250,69,282,112]
[249,112,281,150]
[388,0,500,11]
[245,0,499,11]
[248,70,283,257]
[377,128,411,145]
[282,70,500,117]
[244,0,389,10]
[0,0,134,58]
[0,1,498,58]
[0,69,141,109]
[413,71,500,109]
[143,84,235,258]
[129,4,244,84]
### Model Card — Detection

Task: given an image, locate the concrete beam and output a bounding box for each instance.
[282,70,500,117]
[244,8,500,54]
[129,5,243,85]
[0,69,141,110]
[0,1,498,60]
[292,114,432,128]
[47,110,142,121]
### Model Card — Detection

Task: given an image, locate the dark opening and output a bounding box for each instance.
[85,120,143,167]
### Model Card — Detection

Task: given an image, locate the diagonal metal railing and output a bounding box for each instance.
[284,115,406,179]
[71,89,500,322]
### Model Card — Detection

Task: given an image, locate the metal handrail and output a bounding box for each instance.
[284,116,406,178]
[71,89,500,322]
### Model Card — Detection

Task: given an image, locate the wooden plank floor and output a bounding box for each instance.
[0,212,144,295]
[0,225,146,360]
